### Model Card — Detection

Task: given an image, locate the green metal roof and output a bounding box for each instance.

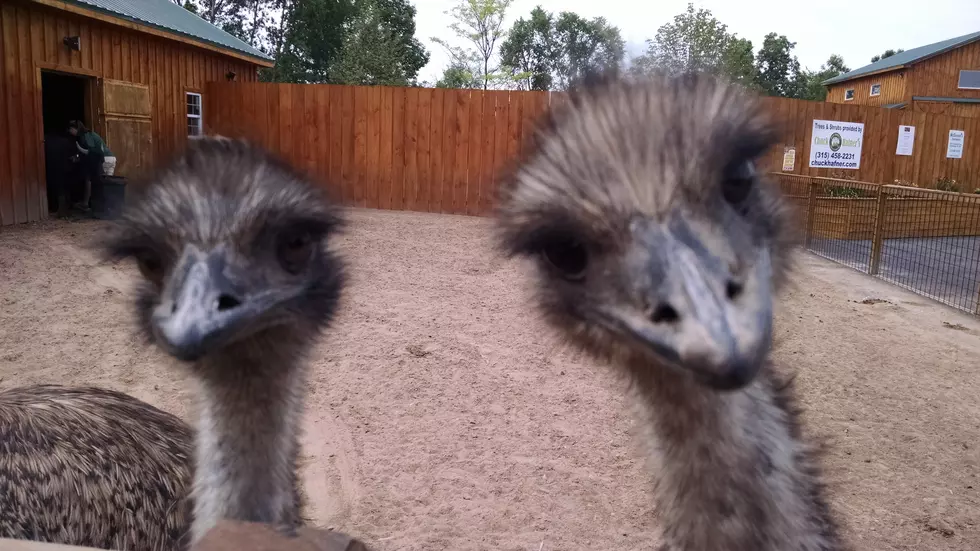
[823,30,980,86]
[67,0,272,63]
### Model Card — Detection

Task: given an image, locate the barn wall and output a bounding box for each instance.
[0,0,262,226]
[825,70,909,106]
[912,100,980,119]
[909,39,980,99]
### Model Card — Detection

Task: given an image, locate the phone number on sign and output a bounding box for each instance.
[814,151,856,160]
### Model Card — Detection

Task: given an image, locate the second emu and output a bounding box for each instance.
[496,72,845,551]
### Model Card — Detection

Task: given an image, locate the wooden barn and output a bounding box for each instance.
[823,30,980,118]
[0,0,273,226]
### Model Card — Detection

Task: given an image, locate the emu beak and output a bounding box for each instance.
[611,216,773,390]
[151,245,261,362]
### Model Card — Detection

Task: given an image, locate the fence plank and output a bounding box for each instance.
[403,87,419,212]
[478,91,498,215]
[428,88,445,213]
[390,87,406,211]
[379,86,393,210]
[453,89,470,214]
[466,89,484,216]
[416,88,432,212]
[440,90,457,214]
[340,85,354,204]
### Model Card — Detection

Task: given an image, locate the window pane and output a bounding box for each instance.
[959,70,980,89]
[187,103,201,116]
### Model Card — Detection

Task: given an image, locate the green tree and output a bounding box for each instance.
[373,0,429,82]
[552,12,624,89]
[262,0,356,83]
[632,3,754,85]
[223,0,272,49]
[870,48,904,63]
[500,7,624,91]
[432,0,514,90]
[435,62,480,88]
[754,32,806,98]
[797,54,849,101]
[722,37,758,88]
[329,0,430,85]
[499,6,555,90]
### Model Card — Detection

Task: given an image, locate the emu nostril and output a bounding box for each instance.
[650,303,679,324]
[216,294,242,311]
[726,280,744,301]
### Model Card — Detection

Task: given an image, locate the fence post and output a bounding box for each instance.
[868,186,888,275]
[804,181,818,249]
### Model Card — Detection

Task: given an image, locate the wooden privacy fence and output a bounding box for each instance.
[771,172,980,314]
[203,83,980,216]
[759,96,980,189]
[204,82,554,216]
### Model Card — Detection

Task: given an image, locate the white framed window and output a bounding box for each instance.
[844,89,855,101]
[958,70,980,90]
[870,83,881,97]
[186,92,203,137]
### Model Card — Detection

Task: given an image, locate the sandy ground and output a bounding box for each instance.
[1,208,978,551]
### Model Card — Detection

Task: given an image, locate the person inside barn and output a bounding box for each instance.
[43,130,81,217]
[68,120,116,212]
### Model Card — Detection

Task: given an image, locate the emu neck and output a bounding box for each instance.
[188,345,306,546]
[630,363,840,551]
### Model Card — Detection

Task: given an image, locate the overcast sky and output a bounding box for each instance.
[411,0,980,84]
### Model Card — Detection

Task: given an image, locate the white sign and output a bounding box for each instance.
[896,125,915,156]
[782,147,796,171]
[809,119,865,170]
[947,130,965,159]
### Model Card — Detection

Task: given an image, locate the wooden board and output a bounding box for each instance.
[98,78,152,179]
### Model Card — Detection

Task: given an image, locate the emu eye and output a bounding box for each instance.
[136,252,164,286]
[723,160,755,205]
[541,238,588,280]
[277,231,315,274]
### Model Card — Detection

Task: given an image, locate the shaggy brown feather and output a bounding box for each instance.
[0,385,192,550]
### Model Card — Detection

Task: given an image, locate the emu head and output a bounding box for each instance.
[98,138,345,363]
[496,72,795,391]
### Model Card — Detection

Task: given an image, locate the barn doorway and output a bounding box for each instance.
[40,71,90,214]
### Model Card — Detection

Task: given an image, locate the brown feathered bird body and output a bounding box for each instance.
[0,385,192,550]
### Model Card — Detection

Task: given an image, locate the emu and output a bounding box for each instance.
[495,72,845,551]
[0,137,346,550]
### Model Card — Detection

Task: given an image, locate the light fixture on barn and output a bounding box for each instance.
[225,71,237,81]
[63,35,80,51]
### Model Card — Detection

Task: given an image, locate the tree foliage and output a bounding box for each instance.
[329,0,429,85]
[432,0,514,90]
[797,54,850,101]
[631,3,755,86]
[499,7,554,90]
[754,32,806,98]
[179,0,427,85]
[870,48,905,63]
[499,6,624,91]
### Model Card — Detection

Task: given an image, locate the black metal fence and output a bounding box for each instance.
[771,173,980,314]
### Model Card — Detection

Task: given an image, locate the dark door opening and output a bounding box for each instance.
[41,71,89,213]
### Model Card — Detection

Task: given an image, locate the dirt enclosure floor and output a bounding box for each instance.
[1,208,978,551]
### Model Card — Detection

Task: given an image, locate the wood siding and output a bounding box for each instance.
[826,70,908,106]
[204,82,551,216]
[909,38,980,99]
[761,96,979,188]
[913,100,980,118]
[0,0,260,226]
[204,83,980,217]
